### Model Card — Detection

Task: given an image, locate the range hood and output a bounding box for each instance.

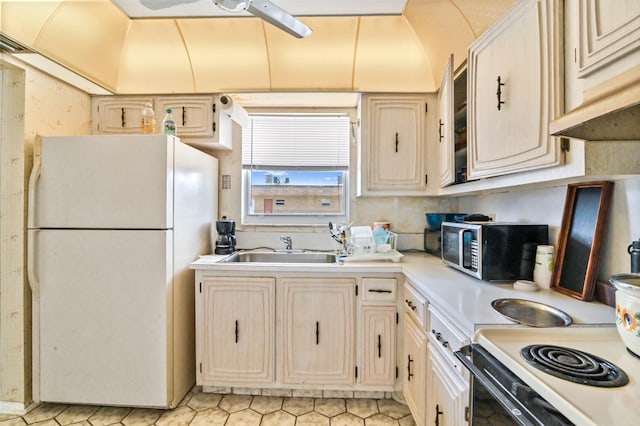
[550,66,640,141]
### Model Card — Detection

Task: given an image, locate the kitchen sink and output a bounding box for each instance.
[218,251,338,264]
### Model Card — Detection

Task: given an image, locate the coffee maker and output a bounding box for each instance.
[214,217,236,255]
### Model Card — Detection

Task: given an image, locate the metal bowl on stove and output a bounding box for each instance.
[491,298,573,327]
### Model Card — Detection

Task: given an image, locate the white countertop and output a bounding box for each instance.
[190,251,615,337]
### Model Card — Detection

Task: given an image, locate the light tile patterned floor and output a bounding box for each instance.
[0,388,417,425]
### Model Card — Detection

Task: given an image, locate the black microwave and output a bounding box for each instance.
[441,222,548,281]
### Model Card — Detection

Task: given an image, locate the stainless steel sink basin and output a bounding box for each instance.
[491,298,573,327]
[219,251,338,264]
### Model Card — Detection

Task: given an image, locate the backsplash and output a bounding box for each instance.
[458,176,640,282]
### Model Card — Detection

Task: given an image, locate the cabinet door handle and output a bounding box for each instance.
[182,106,186,126]
[316,321,320,345]
[496,76,505,110]
[407,354,414,381]
[435,403,444,426]
[395,132,399,153]
[369,289,392,294]
[438,119,444,142]
[377,334,382,358]
[121,108,126,127]
[235,320,239,343]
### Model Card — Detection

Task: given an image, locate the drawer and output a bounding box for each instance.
[362,278,396,302]
[403,281,428,329]
[428,305,470,358]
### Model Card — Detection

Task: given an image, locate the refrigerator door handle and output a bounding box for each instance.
[28,139,42,229]
[27,230,40,295]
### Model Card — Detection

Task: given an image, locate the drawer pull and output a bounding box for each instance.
[377,334,382,358]
[431,329,449,348]
[121,108,126,127]
[405,299,417,311]
[369,289,392,294]
[316,321,320,345]
[438,119,444,142]
[235,320,239,343]
[407,355,414,381]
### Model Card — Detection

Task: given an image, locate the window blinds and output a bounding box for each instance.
[241,114,350,168]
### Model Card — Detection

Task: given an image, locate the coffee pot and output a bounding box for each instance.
[214,217,236,255]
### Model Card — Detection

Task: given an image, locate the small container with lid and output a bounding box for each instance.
[609,273,640,357]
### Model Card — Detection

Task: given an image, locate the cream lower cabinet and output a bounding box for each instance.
[403,313,427,426]
[281,278,355,385]
[360,277,397,387]
[426,306,470,426]
[196,277,275,385]
[467,0,563,180]
[426,343,470,426]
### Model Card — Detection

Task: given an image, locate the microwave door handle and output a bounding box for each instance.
[461,229,473,269]
[454,346,535,426]
[458,229,466,267]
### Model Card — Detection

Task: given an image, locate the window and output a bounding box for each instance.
[242,113,350,226]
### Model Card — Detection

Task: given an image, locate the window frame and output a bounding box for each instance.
[240,109,355,227]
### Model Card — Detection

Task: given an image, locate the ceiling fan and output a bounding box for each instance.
[140,0,313,38]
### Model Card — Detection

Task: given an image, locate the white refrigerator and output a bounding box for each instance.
[27,135,218,408]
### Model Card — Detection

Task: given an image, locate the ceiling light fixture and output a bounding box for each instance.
[139,0,312,38]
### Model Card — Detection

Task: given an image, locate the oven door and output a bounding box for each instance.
[455,344,573,426]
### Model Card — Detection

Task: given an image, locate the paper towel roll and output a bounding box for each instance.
[219,95,248,127]
[533,245,555,288]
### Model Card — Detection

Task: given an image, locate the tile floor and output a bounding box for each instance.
[0,388,417,426]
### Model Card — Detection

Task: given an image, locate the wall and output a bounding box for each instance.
[458,176,640,282]
[214,121,457,252]
[0,56,91,411]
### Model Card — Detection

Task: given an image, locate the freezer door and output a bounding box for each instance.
[32,229,176,407]
[33,135,173,229]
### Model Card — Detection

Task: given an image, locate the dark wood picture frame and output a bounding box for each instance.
[551,181,614,300]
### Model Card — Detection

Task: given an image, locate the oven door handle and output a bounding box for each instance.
[455,345,535,426]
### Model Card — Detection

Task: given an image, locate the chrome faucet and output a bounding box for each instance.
[280,235,293,251]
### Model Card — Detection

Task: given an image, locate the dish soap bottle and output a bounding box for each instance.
[141,103,155,134]
[162,108,177,136]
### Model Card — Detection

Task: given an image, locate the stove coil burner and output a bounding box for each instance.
[521,344,629,388]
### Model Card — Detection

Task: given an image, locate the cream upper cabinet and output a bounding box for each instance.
[467,0,563,180]
[358,94,428,196]
[196,277,275,385]
[281,278,355,385]
[438,55,456,188]
[92,97,153,134]
[155,96,215,137]
[575,0,640,85]
[93,95,233,150]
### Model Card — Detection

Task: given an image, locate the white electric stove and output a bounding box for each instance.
[472,327,640,426]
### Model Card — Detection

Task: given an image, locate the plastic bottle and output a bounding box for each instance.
[161,108,176,136]
[141,103,155,134]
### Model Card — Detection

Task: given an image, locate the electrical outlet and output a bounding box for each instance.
[222,174,231,189]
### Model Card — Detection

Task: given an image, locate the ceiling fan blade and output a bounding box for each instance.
[140,0,203,10]
[247,0,312,38]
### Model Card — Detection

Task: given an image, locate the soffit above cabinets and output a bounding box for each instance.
[111,0,409,18]
[1,0,516,95]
